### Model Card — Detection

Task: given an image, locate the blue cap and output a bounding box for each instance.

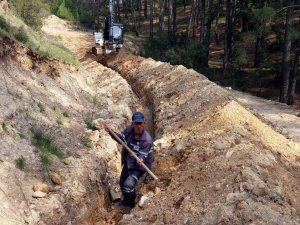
[132,112,145,122]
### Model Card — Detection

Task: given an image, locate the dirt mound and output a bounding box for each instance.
[105,53,300,225]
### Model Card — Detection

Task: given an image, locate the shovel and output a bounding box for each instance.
[107,127,159,181]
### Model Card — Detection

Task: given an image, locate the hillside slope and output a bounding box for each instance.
[0,31,143,224]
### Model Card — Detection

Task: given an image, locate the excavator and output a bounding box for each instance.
[92,0,124,56]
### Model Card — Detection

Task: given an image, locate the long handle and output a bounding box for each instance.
[108,128,158,181]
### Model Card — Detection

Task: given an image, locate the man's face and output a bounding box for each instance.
[133,122,144,135]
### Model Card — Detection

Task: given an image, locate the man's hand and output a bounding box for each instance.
[104,124,112,132]
[136,157,144,166]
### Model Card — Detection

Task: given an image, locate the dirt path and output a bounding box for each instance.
[233,90,300,143]
[42,15,93,60]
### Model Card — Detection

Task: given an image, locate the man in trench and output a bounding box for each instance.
[105,112,153,208]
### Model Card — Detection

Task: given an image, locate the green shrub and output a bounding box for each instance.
[79,11,93,27]
[50,0,63,13]
[81,137,91,148]
[18,133,25,139]
[141,32,174,60]
[14,27,29,44]
[37,102,45,113]
[84,117,97,131]
[15,156,26,170]
[40,154,51,165]
[1,122,7,131]
[142,33,207,71]
[31,130,65,159]
[10,0,48,30]
[62,111,69,117]
[56,116,63,125]
[0,15,10,32]
[56,0,78,21]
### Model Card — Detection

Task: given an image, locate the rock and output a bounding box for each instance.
[255,153,276,169]
[153,138,169,148]
[282,128,288,135]
[138,195,149,208]
[32,191,47,198]
[110,188,122,202]
[214,141,230,150]
[33,183,51,193]
[108,159,119,172]
[51,173,62,185]
[93,118,105,129]
[175,141,186,151]
[269,187,283,202]
[241,167,266,196]
[89,130,99,142]
[63,157,73,165]
[215,183,222,191]
[226,192,247,204]
[236,201,248,210]
[225,150,234,159]
[154,187,161,195]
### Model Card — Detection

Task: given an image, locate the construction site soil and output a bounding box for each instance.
[0,15,300,225]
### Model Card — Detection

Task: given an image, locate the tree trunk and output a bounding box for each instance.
[131,0,139,36]
[173,0,177,35]
[150,0,154,39]
[124,0,128,19]
[168,0,174,36]
[204,0,213,66]
[92,0,96,31]
[138,0,142,27]
[223,0,234,76]
[214,0,221,45]
[288,43,299,105]
[254,34,262,68]
[241,0,248,32]
[159,0,165,32]
[279,0,294,103]
[199,0,205,43]
[144,0,147,18]
[117,0,121,22]
[187,0,196,37]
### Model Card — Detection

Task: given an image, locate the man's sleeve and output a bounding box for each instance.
[137,143,152,161]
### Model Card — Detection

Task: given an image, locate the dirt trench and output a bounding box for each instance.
[2,14,300,225]
[100,53,300,225]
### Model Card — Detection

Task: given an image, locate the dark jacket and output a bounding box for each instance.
[111,125,153,171]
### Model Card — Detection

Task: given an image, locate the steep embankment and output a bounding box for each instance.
[105,53,300,225]
[0,32,144,224]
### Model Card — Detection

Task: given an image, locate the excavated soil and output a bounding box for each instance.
[105,53,300,225]
[1,14,300,225]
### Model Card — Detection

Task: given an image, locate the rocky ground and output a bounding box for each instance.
[0,14,300,225]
